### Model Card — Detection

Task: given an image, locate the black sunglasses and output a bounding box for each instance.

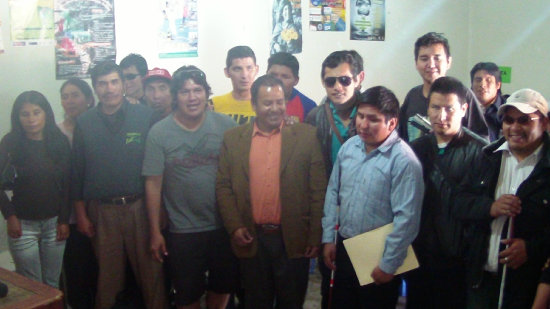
[174,68,206,80]
[502,115,539,125]
[123,73,140,80]
[324,76,353,88]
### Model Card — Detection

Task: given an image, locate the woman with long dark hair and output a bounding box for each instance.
[0,90,71,288]
[58,79,98,308]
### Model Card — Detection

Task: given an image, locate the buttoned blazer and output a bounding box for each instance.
[216,122,327,258]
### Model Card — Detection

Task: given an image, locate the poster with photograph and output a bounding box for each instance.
[158,0,198,58]
[350,0,385,41]
[9,0,55,46]
[309,0,346,32]
[54,0,116,79]
[271,0,302,54]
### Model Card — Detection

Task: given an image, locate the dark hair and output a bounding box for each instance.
[414,32,451,61]
[60,78,95,108]
[470,62,502,84]
[267,52,299,78]
[278,0,294,23]
[226,46,256,69]
[119,53,148,76]
[428,76,468,105]
[357,86,400,121]
[90,61,122,87]
[9,91,68,163]
[321,50,364,78]
[171,65,212,109]
[251,75,285,105]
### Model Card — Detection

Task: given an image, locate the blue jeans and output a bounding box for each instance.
[8,216,66,288]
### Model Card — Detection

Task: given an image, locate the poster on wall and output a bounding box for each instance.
[54,0,116,79]
[158,0,198,58]
[309,0,346,32]
[271,0,302,54]
[9,0,55,46]
[350,0,385,41]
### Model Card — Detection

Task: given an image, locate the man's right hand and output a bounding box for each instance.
[6,215,22,239]
[76,215,95,238]
[150,232,167,263]
[232,227,253,247]
[490,194,521,217]
[323,243,337,271]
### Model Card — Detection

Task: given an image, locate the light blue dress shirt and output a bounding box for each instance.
[322,130,424,274]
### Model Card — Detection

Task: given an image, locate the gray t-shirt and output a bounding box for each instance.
[142,111,236,233]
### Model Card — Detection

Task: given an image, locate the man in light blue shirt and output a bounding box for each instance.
[322,86,424,308]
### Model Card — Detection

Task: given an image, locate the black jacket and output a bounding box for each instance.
[411,128,487,269]
[456,133,550,308]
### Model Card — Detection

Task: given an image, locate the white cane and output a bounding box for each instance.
[327,205,340,309]
[497,216,514,309]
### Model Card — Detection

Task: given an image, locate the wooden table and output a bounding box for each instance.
[0,267,63,309]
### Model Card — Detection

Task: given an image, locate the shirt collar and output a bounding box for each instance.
[495,141,544,162]
[353,130,400,154]
[252,121,283,137]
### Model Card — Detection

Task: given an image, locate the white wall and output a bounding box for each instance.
[1,0,549,138]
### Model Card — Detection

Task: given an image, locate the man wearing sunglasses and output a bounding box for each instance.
[305,49,364,309]
[120,53,148,105]
[398,32,488,142]
[407,77,488,309]
[456,89,550,308]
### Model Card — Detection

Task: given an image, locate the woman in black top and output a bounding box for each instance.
[0,90,71,288]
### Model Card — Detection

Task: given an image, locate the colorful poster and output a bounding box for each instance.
[350,0,385,41]
[309,0,346,32]
[158,0,198,58]
[54,0,116,79]
[271,0,302,54]
[9,0,55,46]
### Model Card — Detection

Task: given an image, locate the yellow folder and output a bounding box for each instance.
[343,223,419,286]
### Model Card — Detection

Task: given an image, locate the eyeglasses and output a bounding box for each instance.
[323,76,353,88]
[123,73,140,80]
[502,115,539,125]
[174,68,206,80]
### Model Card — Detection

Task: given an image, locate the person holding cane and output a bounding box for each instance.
[456,89,550,308]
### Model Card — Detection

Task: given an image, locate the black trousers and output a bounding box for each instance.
[240,229,310,309]
[62,224,98,309]
[328,237,399,309]
[406,264,466,309]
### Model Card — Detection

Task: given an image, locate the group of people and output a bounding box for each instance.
[0,31,549,309]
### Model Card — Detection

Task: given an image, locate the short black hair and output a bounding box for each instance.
[414,32,451,61]
[119,53,148,76]
[321,50,364,78]
[251,75,284,106]
[90,61,122,87]
[268,52,299,78]
[470,62,501,84]
[171,65,212,109]
[357,86,400,121]
[428,76,468,105]
[226,46,256,69]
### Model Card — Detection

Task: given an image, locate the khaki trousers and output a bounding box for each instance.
[88,199,167,309]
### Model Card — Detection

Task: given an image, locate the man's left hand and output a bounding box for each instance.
[371,266,394,285]
[304,246,319,258]
[499,238,528,269]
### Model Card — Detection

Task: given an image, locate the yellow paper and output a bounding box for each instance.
[343,223,419,286]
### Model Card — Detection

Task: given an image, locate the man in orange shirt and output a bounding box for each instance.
[216,75,326,308]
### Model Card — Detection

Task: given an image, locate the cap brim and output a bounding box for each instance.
[497,102,538,117]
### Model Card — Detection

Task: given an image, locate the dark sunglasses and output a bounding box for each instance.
[502,115,539,125]
[174,68,206,80]
[123,73,140,80]
[324,76,352,88]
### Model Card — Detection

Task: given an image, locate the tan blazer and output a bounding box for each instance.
[216,122,327,259]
